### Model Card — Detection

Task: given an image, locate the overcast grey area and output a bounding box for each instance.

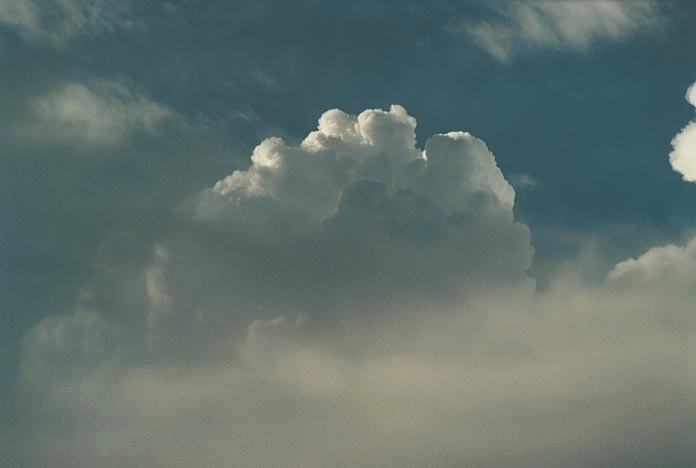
[2,1,696,467]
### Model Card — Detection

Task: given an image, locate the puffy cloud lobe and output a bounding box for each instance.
[203,105,515,222]
[688,82,696,108]
[21,79,174,148]
[202,105,422,222]
[457,0,662,63]
[608,237,696,292]
[669,81,696,182]
[200,105,517,241]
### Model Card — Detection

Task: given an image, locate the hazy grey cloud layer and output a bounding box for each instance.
[9,106,696,467]
[456,0,663,62]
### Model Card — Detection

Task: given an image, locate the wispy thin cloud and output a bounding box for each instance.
[454,0,664,63]
[0,0,135,46]
[19,78,175,149]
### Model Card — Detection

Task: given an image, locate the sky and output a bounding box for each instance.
[1,1,696,467]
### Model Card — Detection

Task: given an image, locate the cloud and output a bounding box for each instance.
[18,305,120,386]
[10,105,696,467]
[508,172,540,191]
[688,81,696,108]
[456,0,663,63]
[248,69,284,92]
[199,105,517,224]
[188,105,533,326]
[669,80,696,182]
[15,267,696,467]
[608,236,696,291]
[18,78,175,149]
[0,0,134,46]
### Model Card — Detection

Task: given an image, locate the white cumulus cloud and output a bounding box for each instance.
[669,80,696,182]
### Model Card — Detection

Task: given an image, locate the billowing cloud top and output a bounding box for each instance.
[201,105,516,221]
[192,105,533,321]
[669,81,696,182]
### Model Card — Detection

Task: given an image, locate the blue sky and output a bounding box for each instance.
[2,1,696,467]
